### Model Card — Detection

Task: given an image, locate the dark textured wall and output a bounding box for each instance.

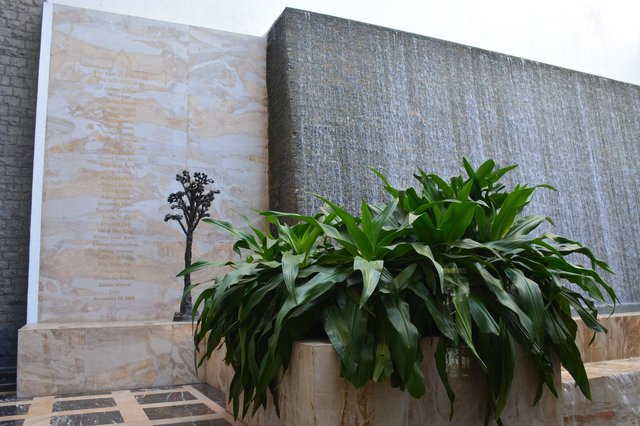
[0,0,42,369]
[267,9,640,304]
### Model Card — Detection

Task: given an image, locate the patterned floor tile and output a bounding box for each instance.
[1,384,243,426]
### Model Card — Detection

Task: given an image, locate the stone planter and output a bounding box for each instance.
[205,338,561,426]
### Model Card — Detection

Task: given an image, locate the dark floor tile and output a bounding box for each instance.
[52,397,116,412]
[134,385,185,392]
[189,384,226,408]
[143,403,215,420]
[54,392,110,399]
[0,370,16,385]
[49,410,124,425]
[157,419,231,426]
[0,393,31,403]
[0,420,24,426]
[135,391,196,405]
[0,404,29,417]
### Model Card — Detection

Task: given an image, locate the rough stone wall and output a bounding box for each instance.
[0,0,43,369]
[266,9,640,304]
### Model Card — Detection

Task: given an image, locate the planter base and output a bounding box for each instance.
[205,339,561,426]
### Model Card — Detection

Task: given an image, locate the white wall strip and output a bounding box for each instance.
[27,1,54,324]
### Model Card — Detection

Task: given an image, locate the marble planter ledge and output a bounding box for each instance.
[205,339,562,426]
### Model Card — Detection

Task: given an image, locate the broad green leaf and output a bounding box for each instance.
[505,215,546,238]
[494,326,515,418]
[411,244,444,290]
[452,284,486,370]
[179,260,228,276]
[468,294,499,335]
[204,218,260,252]
[490,186,535,240]
[555,338,591,399]
[354,256,384,306]
[505,268,545,346]
[313,194,374,258]
[440,202,476,241]
[370,167,399,197]
[382,296,420,382]
[407,280,457,341]
[475,159,496,182]
[323,298,374,387]
[373,338,393,382]
[361,199,374,240]
[282,251,305,301]
[393,264,418,292]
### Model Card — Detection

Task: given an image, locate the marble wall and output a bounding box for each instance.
[35,5,267,322]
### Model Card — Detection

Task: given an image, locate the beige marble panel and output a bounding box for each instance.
[574,313,640,363]
[17,321,205,397]
[205,340,562,426]
[38,5,267,322]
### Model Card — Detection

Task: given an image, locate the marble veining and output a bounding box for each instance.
[37,4,267,323]
[17,322,204,397]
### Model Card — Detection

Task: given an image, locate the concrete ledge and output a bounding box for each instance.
[17,321,204,397]
[206,339,561,426]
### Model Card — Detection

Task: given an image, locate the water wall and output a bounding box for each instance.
[266,9,640,304]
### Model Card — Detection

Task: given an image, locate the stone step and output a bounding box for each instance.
[562,357,640,425]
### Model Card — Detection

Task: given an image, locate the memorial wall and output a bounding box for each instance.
[31,4,268,323]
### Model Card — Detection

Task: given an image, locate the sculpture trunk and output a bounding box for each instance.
[180,231,193,315]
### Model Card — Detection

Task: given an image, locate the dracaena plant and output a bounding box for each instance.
[187,159,617,424]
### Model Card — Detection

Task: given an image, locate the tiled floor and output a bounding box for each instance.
[0,384,244,426]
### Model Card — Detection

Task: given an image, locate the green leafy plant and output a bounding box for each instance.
[188,159,616,424]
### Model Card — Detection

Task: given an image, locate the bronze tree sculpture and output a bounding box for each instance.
[165,170,220,320]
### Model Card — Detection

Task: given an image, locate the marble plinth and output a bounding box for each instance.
[17,321,204,397]
[205,339,561,426]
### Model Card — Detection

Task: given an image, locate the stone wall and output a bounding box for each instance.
[266,8,640,304]
[0,0,43,369]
